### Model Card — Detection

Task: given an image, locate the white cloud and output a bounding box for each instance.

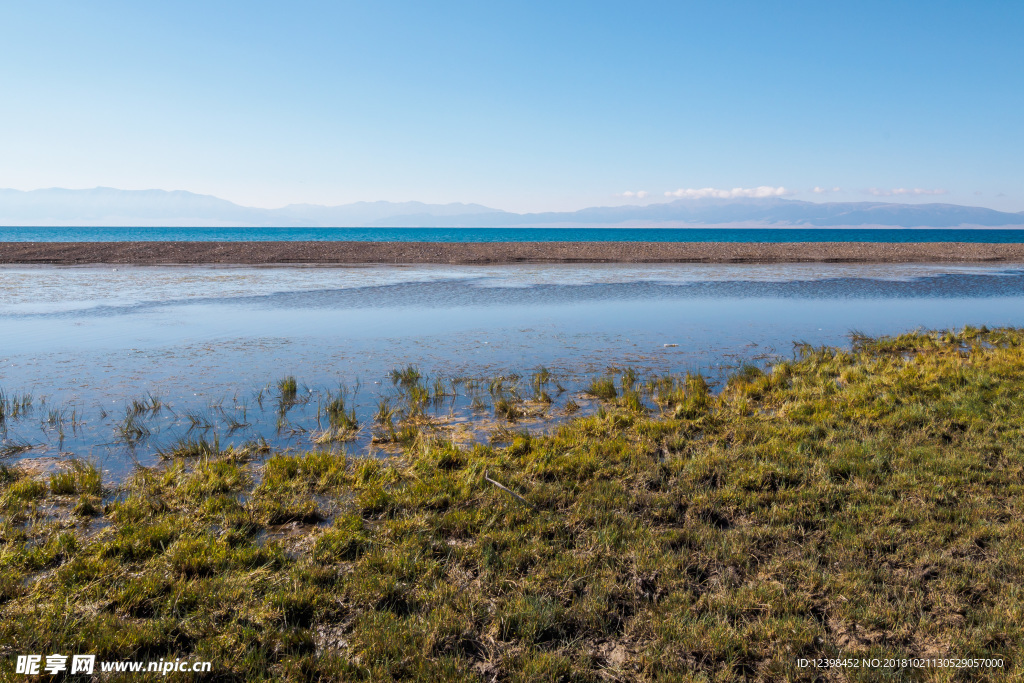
[618,190,649,199]
[664,186,792,199]
[812,186,841,194]
[866,187,949,197]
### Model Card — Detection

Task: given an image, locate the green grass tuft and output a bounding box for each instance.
[586,376,618,400]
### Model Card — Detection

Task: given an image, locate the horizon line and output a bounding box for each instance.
[1,185,1022,216]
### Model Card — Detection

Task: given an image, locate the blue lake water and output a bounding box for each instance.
[3,226,1024,243]
[1,262,1023,476]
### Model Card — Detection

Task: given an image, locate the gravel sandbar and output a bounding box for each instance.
[2,241,1024,265]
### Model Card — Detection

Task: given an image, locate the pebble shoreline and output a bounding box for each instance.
[2,241,1024,265]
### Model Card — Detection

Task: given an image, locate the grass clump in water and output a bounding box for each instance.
[318,393,359,443]
[494,397,525,422]
[389,365,422,388]
[278,375,298,401]
[159,434,222,460]
[277,375,305,415]
[127,391,162,416]
[0,390,33,423]
[115,406,152,444]
[586,375,618,400]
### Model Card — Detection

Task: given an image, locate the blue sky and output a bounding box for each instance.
[1,1,1022,212]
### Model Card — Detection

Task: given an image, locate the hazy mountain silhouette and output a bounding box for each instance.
[0,188,503,227]
[432,197,1024,228]
[1,188,1022,228]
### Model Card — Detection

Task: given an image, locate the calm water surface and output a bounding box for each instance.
[2,263,1022,476]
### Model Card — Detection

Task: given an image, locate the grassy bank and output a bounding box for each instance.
[2,327,1022,681]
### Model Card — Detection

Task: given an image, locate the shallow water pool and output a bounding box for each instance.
[2,262,1022,476]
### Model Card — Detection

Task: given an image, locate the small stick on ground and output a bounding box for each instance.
[483,469,537,510]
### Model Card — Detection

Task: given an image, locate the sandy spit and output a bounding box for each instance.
[2,241,1024,265]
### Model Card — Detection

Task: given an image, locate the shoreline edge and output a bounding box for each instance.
[2,240,1024,265]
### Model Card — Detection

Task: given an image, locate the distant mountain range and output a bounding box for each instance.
[2,187,1023,228]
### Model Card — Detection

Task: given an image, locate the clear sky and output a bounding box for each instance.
[1,1,1022,212]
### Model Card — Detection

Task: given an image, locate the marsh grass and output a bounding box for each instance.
[620,366,638,393]
[184,408,213,431]
[159,434,222,460]
[371,398,400,443]
[220,408,251,433]
[586,376,618,400]
[325,395,358,432]
[42,406,80,445]
[313,393,360,445]
[530,366,551,396]
[276,376,312,420]
[48,461,103,496]
[530,367,557,405]
[0,439,34,458]
[431,377,448,405]
[390,365,422,389]
[115,409,151,445]
[3,327,1024,681]
[128,392,162,417]
[278,376,298,403]
[0,390,33,423]
[493,397,525,422]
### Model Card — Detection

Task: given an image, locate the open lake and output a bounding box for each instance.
[4,226,1024,243]
[2,262,1023,476]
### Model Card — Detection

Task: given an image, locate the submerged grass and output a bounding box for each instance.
[115,408,151,445]
[2,327,1023,680]
[0,390,33,423]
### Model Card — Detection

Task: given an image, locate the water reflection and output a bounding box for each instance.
[1,263,1022,475]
